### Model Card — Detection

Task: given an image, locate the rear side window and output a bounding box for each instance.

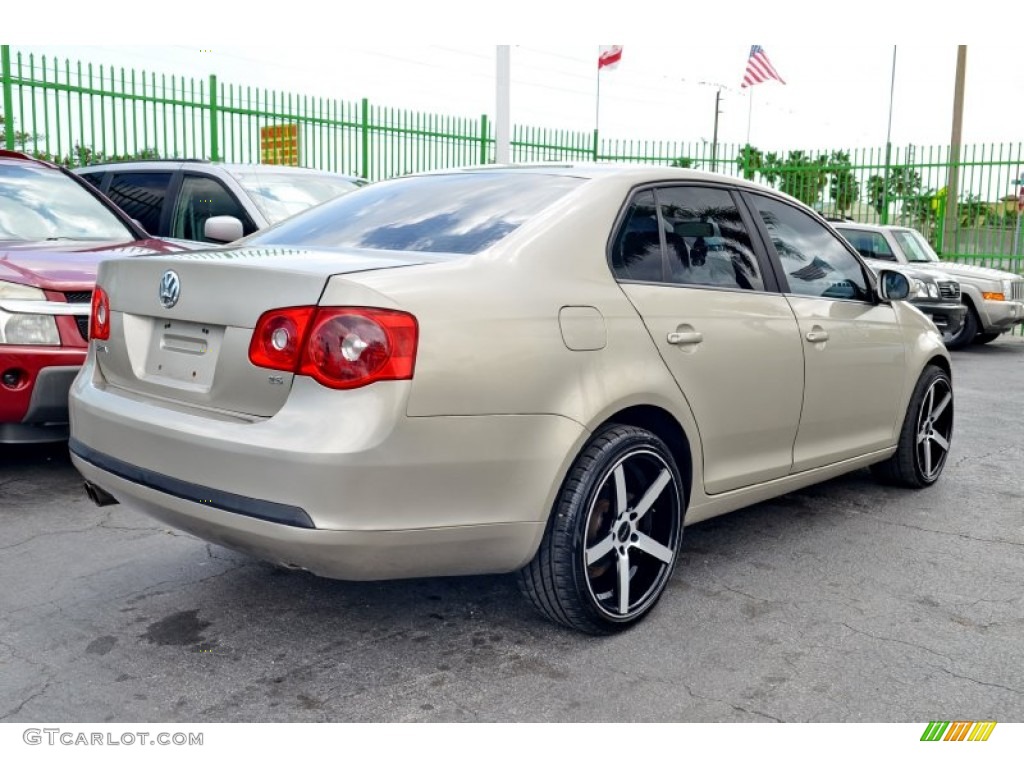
[656,187,763,290]
[611,191,662,282]
[249,172,584,255]
[107,172,173,234]
[611,186,764,291]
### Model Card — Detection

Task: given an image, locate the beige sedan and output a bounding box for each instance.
[69,166,953,634]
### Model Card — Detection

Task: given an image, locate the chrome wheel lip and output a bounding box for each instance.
[581,448,682,622]
[915,377,954,482]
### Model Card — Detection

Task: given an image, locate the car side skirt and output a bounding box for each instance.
[685,446,897,525]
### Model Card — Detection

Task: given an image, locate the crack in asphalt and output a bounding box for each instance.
[857,515,1023,548]
[838,623,954,664]
[1,508,188,553]
[953,447,1021,468]
[679,681,783,723]
[0,681,52,722]
[0,637,50,671]
[0,524,106,552]
[932,666,1024,696]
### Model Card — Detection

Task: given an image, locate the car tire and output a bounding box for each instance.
[943,304,978,350]
[870,364,953,488]
[517,424,685,635]
[973,331,1001,345]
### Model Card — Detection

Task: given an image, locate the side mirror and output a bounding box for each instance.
[878,269,910,301]
[204,215,244,244]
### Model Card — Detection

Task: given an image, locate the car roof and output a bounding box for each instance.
[0,149,60,170]
[74,159,363,181]
[410,162,798,196]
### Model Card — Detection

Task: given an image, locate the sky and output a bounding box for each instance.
[10,2,1024,157]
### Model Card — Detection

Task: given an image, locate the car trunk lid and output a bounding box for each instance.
[95,246,426,417]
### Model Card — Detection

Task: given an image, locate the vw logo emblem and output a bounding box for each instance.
[159,270,180,309]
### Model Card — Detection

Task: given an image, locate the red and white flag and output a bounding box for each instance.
[598,45,623,71]
[741,45,785,87]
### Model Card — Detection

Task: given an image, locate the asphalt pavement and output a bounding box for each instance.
[2,337,1022,722]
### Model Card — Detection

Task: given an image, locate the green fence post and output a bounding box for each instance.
[592,128,599,162]
[208,74,220,161]
[880,141,891,225]
[935,194,946,255]
[479,113,488,165]
[1,45,14,150]
[361,97,370,180]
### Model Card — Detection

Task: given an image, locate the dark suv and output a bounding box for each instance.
[75,161,365,244]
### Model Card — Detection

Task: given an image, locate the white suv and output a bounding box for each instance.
[76,161,365,245]
[833,222,1024,349]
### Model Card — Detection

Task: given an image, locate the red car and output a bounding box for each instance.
[0,150,190,443]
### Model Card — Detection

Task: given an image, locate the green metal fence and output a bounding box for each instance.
[2,44,1024,278]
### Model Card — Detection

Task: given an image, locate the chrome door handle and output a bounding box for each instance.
[667,331,703,346]
[805,329,829,343]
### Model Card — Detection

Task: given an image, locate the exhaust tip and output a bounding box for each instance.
[84,481,119,507]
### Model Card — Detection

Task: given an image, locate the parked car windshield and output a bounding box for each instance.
[893,229,939,263]
[0,163,133,242]
[229,169,366,225]
[247,172,585,255]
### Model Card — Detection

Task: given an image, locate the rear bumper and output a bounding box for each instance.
[69,365,585,580]
[71,451,545,580]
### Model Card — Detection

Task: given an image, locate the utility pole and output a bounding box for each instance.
[699,81,725,172]
[495,46,511,164]
[881,46,897,225]
[711,88,722,172]
[943,45,967,255]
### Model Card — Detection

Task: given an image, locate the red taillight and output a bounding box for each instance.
[90,287,110,340]
[249,306,418,390]
[248,306,316,371]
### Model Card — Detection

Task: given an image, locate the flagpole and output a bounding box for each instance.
[746,90,753,145]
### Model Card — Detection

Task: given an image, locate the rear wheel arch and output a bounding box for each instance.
[591,405,694,509]
[519,416,689,633]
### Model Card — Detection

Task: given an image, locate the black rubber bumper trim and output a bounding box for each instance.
[68,437,316,529]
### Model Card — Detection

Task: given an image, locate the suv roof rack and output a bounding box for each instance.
[82,158,212,167]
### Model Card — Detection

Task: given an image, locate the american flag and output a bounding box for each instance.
[741,45,785,88]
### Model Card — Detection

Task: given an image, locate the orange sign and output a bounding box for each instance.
[260,124,299,166]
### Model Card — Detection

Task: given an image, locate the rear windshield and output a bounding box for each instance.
[247,172,584,255]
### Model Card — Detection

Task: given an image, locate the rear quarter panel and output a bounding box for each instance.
[335,175,708,504]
